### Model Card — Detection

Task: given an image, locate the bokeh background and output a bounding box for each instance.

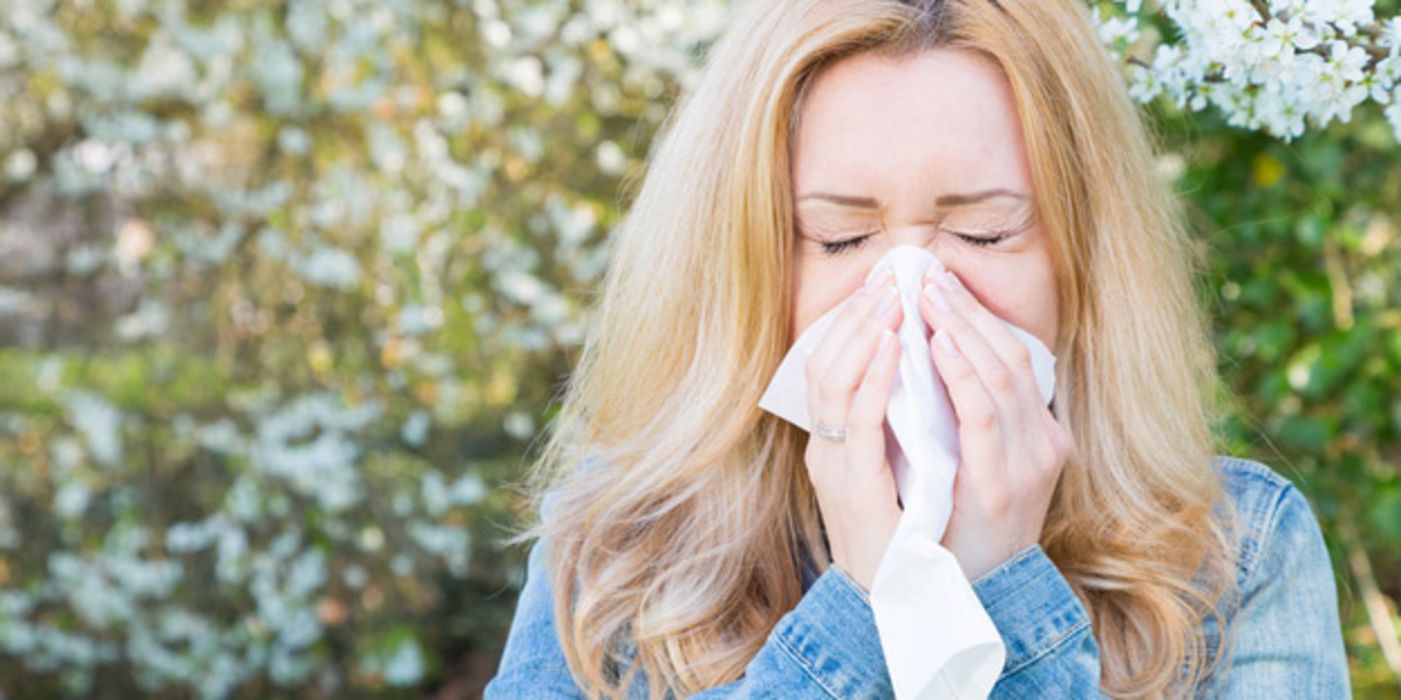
[0,0,1397,697]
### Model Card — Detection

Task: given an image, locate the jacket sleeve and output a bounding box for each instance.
[1193,483,1351,698]
[969,544,1108,698]
[690,562,895,698]
[484,532,894,699]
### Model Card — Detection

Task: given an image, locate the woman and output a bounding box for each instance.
[484,0,1350,697]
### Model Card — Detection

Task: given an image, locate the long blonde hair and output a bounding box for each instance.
[502,0,1240,697]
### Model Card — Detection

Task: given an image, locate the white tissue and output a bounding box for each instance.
[758,244,1057,700]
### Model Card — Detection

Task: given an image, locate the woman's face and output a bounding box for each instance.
[789,47,1059,350]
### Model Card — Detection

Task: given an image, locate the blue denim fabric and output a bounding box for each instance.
[483,457,1350,698]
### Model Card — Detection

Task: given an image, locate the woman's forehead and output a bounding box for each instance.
[790,47,1031,201]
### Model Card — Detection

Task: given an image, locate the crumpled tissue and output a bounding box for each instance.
[758,244,1057,699]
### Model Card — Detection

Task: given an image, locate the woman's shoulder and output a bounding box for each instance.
[1212,454,1300,522]
[1209,455,1331,591]
[1199,457,1349,694]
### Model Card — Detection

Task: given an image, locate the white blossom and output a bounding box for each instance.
[1103,0,1401,140]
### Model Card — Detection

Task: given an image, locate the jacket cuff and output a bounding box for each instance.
[771,564,891,697]
[970,544,1092,677]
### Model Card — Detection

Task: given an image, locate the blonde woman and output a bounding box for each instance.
[484,0,1350,697]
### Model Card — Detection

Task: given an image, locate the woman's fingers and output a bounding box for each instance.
[805,271,896,427]
[797,270,906,594]
[926,326,1005,472]
[919,267,1069,490]
[909,269,1072,582]
[929,269,1045,409]
[806,269,892,382]
[823,284,902,414]
[918,275,1029,426]
[847,326,901,471]
[814,281,900,467]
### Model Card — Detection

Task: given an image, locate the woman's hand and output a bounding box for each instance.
[918,267,1074,582]
[803,268,905,593]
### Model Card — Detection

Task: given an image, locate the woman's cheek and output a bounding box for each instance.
[962,275,1057,346]
[791,260,872,337]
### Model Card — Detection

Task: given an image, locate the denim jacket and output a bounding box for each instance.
[484,457,1350,698]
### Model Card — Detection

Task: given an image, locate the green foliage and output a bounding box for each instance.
[0,0,716,694]
[1160,102,1400,695]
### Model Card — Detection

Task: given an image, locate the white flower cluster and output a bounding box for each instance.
[1097,0,1401,141]
[0,379,496,696]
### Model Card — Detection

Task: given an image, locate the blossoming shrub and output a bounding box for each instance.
[0,0,726,695]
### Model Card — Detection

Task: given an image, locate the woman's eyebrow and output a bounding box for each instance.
[795,192,880,208]
[795,188,1029,208]
[936,188,1029,206]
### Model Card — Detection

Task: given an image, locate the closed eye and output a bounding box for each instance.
[820,232,876,256]
[818,228,1015,256]
[948,230,1012,247]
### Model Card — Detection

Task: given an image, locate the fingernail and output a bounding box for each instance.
[924,282,951,312]
[934,328,959,357]
[879,328,894,351]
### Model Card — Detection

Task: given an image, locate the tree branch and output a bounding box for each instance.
[1339,516,1401,688]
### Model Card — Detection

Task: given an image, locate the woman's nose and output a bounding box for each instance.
[883,224,954,273]
[885,223,933,251]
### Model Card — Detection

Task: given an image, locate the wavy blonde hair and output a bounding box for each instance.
[502,0,1242,697]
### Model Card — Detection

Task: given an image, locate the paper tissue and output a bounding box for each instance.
[758,244,1057,699]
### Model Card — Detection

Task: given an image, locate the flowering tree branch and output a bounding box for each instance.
[1093,0,1401,141]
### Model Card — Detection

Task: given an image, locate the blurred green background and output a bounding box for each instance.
[0,0,1396,697]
